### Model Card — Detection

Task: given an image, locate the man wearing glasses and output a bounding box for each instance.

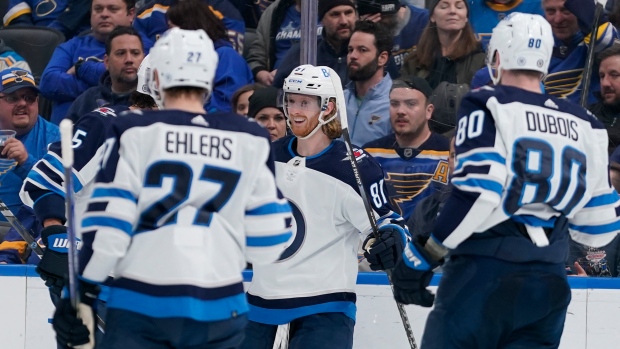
[0,69,60,263]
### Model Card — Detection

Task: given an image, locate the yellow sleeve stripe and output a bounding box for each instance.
[137,4,169,19]
[3,3,32,26]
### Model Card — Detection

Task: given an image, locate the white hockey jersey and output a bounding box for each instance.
[247,136,402,325]
[432,85,620,260]
[79,110,292,322]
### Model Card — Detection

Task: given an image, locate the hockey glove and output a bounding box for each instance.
[53,278,100,348]
[363,223,410,271]
[36,225,70,299]
[391,238,439,307]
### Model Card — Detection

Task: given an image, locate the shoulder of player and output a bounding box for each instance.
[553,98,605,130]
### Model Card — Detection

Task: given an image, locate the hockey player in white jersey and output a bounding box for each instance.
[389,13,620,348]
[51,27,293,349]
[242,65,408,349]
[20,55,158,309]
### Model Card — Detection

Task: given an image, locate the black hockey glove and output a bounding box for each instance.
[53,278,100,348]
[363,223,410,270]
[36,225,70,299]
[391,238,439,307]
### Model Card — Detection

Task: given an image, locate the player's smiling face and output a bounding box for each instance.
[285,93,322,138]
[389,88,432,138]
[431,0,468,32]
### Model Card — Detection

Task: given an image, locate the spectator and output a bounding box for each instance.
[589,44,620,155]
[248,86,286,141]
[400,0,484,135]
[232,84,263,116]
[229,0,274,29]
[468,0,544,49]
[3,0,92,39]
[39,0,146,125]
[246,0,322,85]
[134,0,246,54]
[0,39,30,72]
[0,69,60,218]
[65,26,145,123]
[543,0,618,104]
[402,0,483,87]
[344,20,394,146]
[358,0,430,68]
[363,76,450,221]
[272,0,357,88]
[567,234,620,277]
[167,0,253,112]
[568,150,620,277]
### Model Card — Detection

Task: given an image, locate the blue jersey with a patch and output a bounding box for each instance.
[469,0,544,50]
[364,133,450,221]
[3,0,68,26]
[134,0,246,54]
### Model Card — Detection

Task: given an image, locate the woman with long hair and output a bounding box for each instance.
[401,0,485,134]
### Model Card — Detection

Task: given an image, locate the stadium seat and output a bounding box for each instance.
[0,26,65,120]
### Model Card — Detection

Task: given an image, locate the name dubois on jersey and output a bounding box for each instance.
[525,111,579,141]
[165,131,233,160]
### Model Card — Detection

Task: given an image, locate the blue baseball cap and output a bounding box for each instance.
[0,69,39,94]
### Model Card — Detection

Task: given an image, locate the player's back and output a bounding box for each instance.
[81,110,292,321]
[455,85,618,253]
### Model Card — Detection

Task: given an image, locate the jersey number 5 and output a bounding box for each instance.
[137,161,240,231]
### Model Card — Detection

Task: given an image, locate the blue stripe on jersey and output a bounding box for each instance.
[584,192,620,208]
[92,187,136,201]
[246,202,291,216]
[44,154,84,192]
[512,215,556,228]
[82,216,133,235]
[28,171,65,200]
[451,178,504,196]
[246,231,292,247]
[455,152,506,172]
[247,301,356,325]
[569,220,620,235]
[107,288,248,321]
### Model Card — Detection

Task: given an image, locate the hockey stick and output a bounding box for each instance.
[580,0,607,107]
[0,199,45,258]
[328,72,418,348]
[60,119,80,310]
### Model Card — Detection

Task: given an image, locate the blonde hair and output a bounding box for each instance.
[321,98,343,139]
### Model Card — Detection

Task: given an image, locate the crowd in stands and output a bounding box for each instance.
[0,0,619,276]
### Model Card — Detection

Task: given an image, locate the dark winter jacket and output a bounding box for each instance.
[65,71,133,123]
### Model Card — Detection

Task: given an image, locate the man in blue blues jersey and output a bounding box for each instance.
[363,75,450,221]
[242,64,408,349]
[50,28,292,349]
[390,13,620,348]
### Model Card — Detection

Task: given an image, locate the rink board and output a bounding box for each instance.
[0,266,619,349]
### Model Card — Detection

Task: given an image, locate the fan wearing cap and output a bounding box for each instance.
[247,86,287,141]
[0,68,60,217]
[363,75,450,222]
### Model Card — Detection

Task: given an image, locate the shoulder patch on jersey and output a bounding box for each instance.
[342,148,367,162]
[93,107,117,117]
